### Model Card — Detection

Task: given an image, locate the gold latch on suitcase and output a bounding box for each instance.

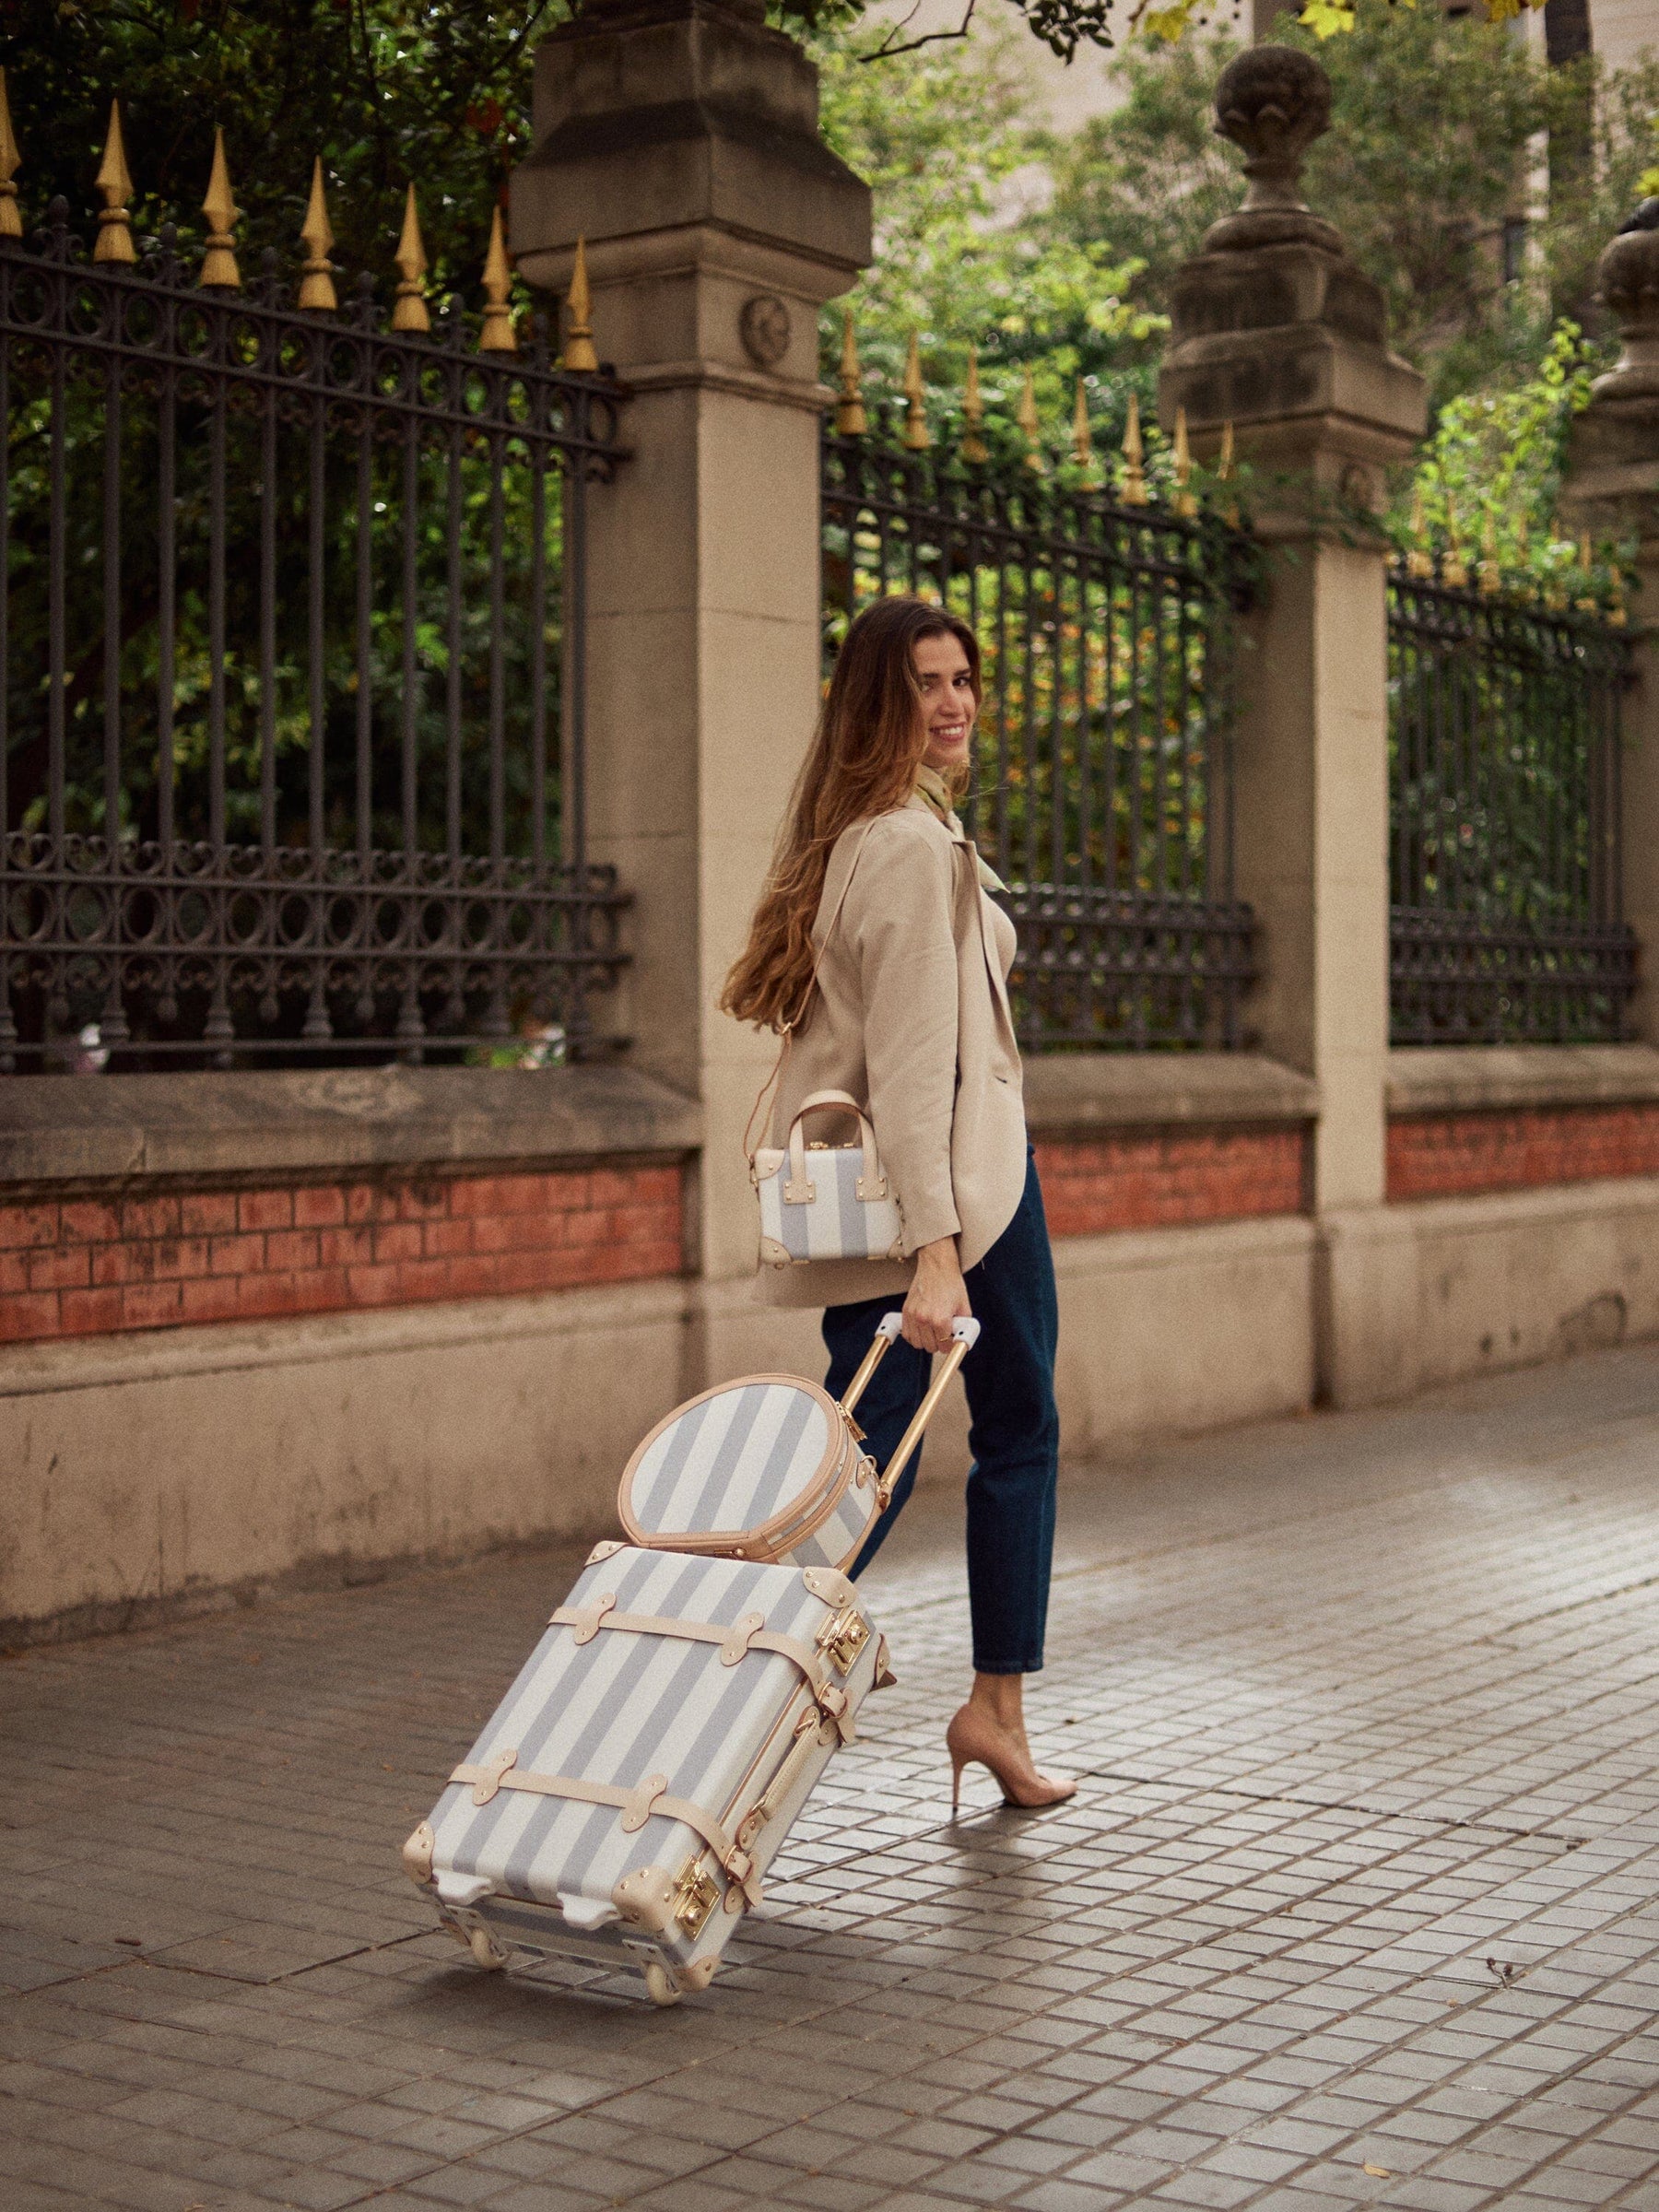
[816,1604,869,1674]
[670,1856,719,1939]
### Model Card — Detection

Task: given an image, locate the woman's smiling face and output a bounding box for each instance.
[913,630,978,776]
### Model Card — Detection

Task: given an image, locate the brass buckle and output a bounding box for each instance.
[816,1604,869,1674]
[670,1856,719,1939]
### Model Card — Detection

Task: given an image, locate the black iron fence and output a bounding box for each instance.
[1,200,629,1072]
[822,417,1255,1052]
[1388,568,1635,1046]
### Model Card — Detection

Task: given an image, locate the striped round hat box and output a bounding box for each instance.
[617,1313,980,1574]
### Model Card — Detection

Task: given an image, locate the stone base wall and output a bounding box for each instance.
[1323,1176,1659,1407]
[0,1161,684,1347]
[14,1049,1659,1644]
[0,1277,694,1647]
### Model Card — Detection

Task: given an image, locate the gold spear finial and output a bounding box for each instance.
[0,69,20,240]
[1217,419,1238,524]
[1544,531,1568,607]
[961,345,988,465]
[1072,378,1094,484]
[1017,365,1043,473]
[478,204,517,353]
[199,127,241,288]
[1173,405,1196,517]
[1610,571,1629,627]
[902,330,931,452]
[391,183,429,333]
[1406,486,1433,579]
[93,100,135,265]
[1479,509,1501,596]
[297,158,336,312]
[1121,394,1147,507]
[1441,500,1468,590]
[562,237,598,371]
[1577,530,1599,613]
[836,312,866,437]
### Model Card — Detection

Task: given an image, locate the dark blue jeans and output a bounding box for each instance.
[821,1150,1060,1675]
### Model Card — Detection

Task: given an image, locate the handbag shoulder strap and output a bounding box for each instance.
[743,819,879,1168]
[801,817,878,1017]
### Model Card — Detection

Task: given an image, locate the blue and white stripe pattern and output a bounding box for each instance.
[783,1460,880,1572]
[754,1142,904,1264]
[625,1381,836,1542]
[422,1546,877,1975]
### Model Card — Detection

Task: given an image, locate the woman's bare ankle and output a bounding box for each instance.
[967,1673,1026,1732]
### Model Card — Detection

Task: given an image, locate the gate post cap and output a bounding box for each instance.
[1204,46,1341,257]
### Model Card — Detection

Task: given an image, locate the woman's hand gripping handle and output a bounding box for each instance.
[902,1237,972,1356]
[871,1312,982,1511]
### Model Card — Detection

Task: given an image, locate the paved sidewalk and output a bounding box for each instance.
[6,1347,1659,2212]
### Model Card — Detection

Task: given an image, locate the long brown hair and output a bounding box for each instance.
[720,594,981,1034]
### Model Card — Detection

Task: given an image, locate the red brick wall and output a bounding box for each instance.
[1388,1102,1659,1201]
[1034,1126,1309,1238]
[0,1161,683,1347]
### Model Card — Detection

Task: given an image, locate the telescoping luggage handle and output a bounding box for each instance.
[840,1312,981,1511]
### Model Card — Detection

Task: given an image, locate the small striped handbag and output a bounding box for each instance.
[752,1088,905,1269]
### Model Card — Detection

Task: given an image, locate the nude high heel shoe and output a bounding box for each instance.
[947,1703,1076,1812]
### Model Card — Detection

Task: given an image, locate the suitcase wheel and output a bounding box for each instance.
[467,1925,513,1972]
[642,1960,683,2007]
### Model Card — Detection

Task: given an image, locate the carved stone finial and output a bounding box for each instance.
[1591,200,1659,402]
[1204,45,1342,257]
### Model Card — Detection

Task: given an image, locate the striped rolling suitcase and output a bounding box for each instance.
[618,1312,980,1571]
[403,1544,889,2005]
[404,1313,977,2006]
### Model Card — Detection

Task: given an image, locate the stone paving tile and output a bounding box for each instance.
[7,1347,1659,2206]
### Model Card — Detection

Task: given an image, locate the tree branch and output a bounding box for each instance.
[856,0,979,65]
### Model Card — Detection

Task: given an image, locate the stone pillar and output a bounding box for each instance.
[511,0,870,1356]
[1561,201,1659,1050]
[1158,48,1427,1402]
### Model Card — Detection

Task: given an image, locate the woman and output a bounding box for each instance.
[721,594,1072,1812]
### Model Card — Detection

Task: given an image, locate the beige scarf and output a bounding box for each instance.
[912,765,1007,893]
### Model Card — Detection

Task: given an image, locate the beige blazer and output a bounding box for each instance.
[757,795,1029,1310]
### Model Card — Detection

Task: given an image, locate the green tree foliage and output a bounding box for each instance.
[1543,52,1659,323]
[1050,12,1659,416]
[814,22,1165,465]
[1,3,583,863]
[0,0,567,300]
[1041,29,1241,319]
[1395,321,1630,604]
[782,0,1549,59]
[1050,12,1559,411]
